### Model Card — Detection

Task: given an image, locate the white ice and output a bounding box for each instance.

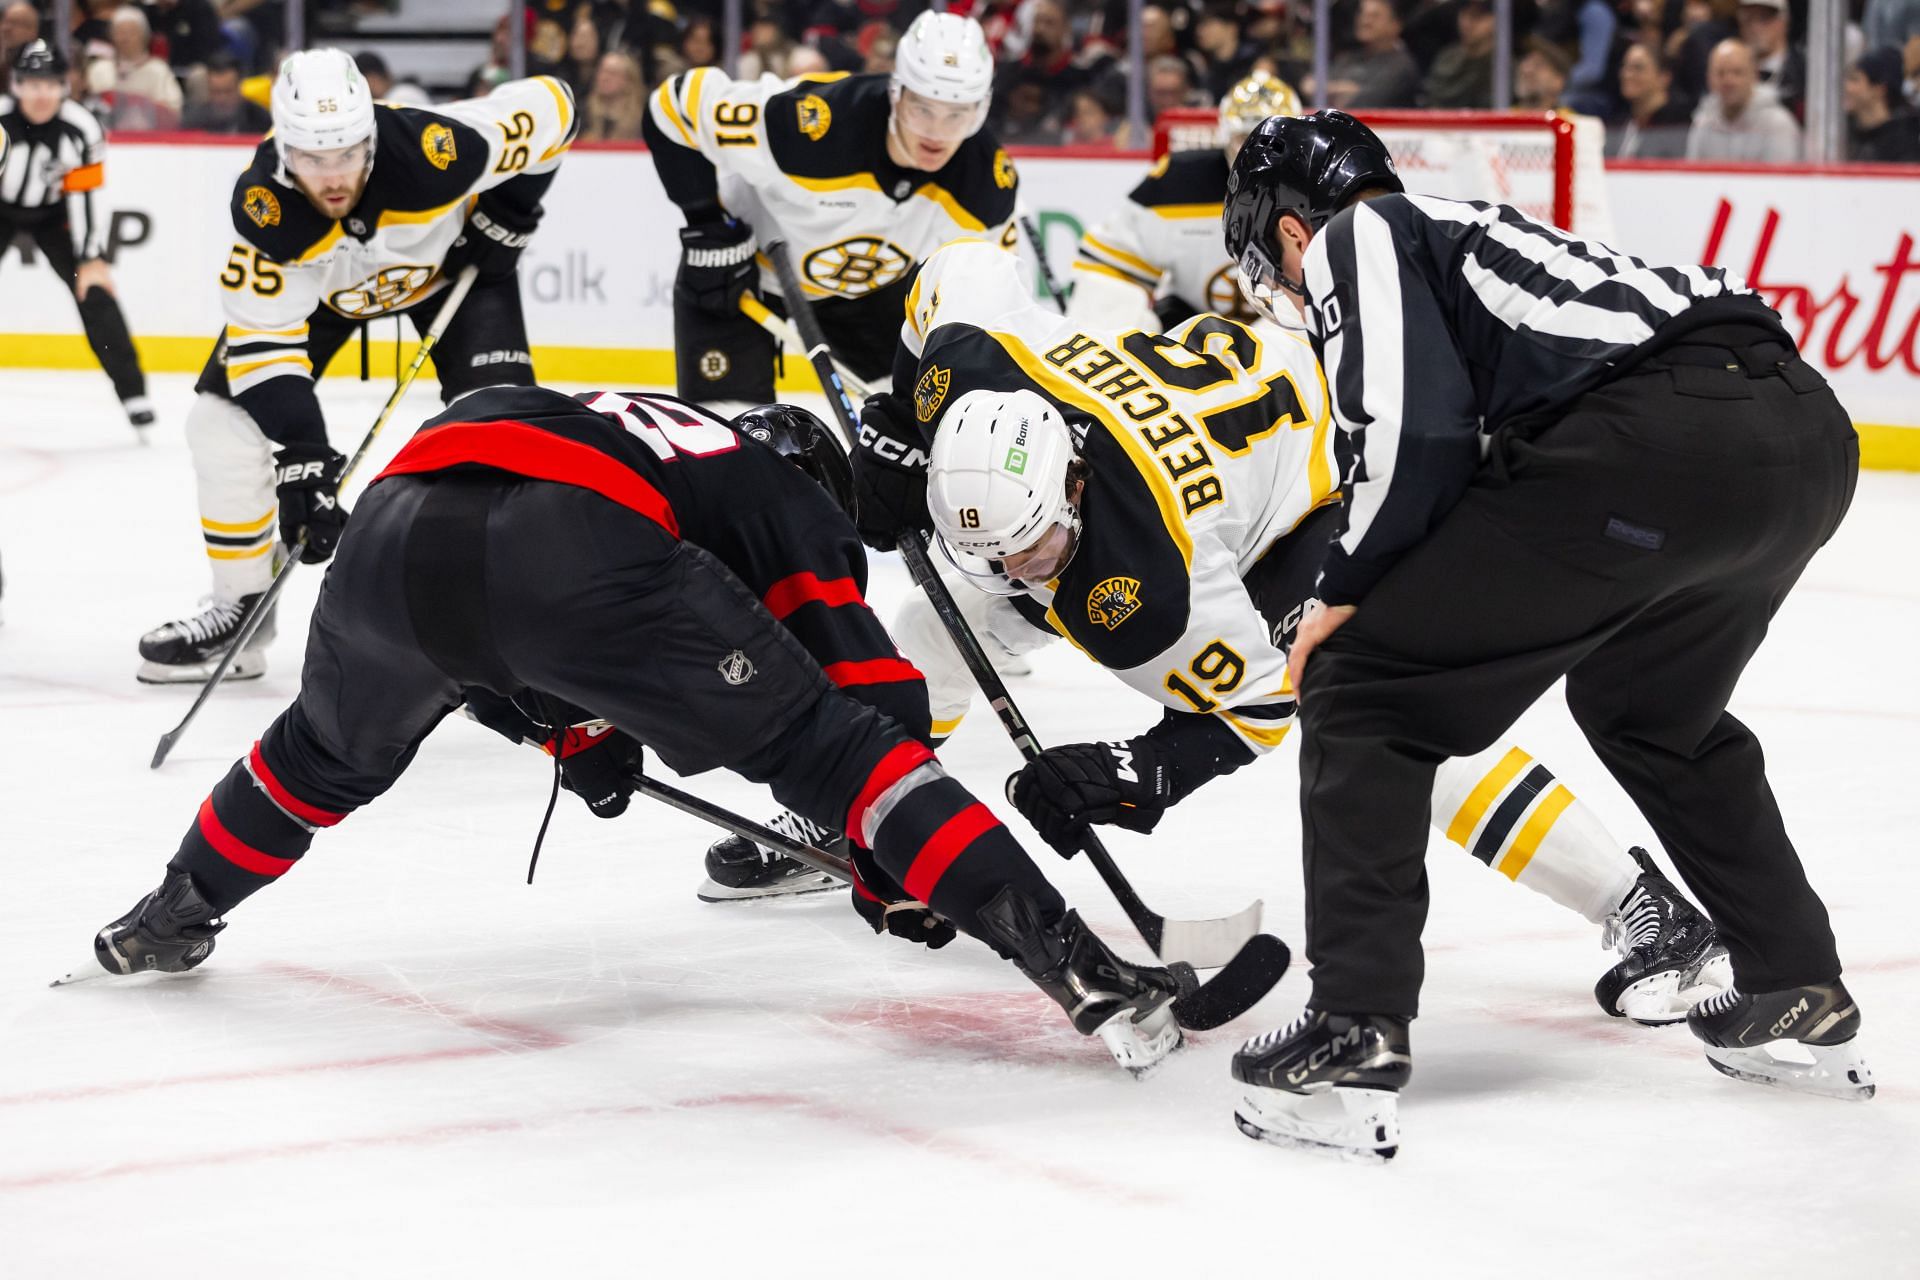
[1,370,1915,1277]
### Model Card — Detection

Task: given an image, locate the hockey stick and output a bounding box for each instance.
[763,239,1285,1029]
[1018,213,1069,315]
[633,776,856,884]
[738,294,876,403]
[150,267,481,770]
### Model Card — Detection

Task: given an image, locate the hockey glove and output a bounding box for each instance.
[674,217,757,319]
[272,444,348,564]
[546,723,646,820]
[445,200,542,285]
[849,845,956,950]
[851,393,934,552]
[1006,738,1174,858]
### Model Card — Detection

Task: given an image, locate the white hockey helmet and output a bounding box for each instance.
[928,389,1082,591]
[271,48,376,184]
[890,12,993,140]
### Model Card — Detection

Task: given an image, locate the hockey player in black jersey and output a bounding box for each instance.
[1222,110,1872,1156]
[0,40,153,431]
[135,48,577,685]
[642,11,1018,409]
[84,386,1186,1078]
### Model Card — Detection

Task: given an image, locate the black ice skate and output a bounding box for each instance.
[1688,980,1875,1101]
[1596,848,1731,1025]
[1232,1010,1412,1161]
[123,395,156,436]
[696,808,842,902]
[979,888,1184,1078]
[137,592,277,684]
[92,869,226,978]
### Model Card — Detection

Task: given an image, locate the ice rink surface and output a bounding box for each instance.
[1,370,1915,1277]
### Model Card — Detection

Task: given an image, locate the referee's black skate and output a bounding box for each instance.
[1232,1010,1411,1161]
[696,808,842,902]
[1596,847,1730,1025]
[1688,979,1875,1101]
[979,889,1183,1078]
[137,592,277,684]
[92,869,226,977]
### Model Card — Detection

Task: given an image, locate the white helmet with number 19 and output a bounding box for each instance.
[929,389,1082,592]
[271,48,376,186]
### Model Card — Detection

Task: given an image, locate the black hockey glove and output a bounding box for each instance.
[445,201,542,285]
[851,392,933,552]
[849,845,956,950]
[272,444,348,564]
[674,217,757,319]
[1006,738,1175,858]
[548,723,646,819]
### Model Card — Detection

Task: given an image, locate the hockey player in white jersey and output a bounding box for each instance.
[852,238,1730,1025]
[136,48,576,684]
[642,11,1018,410]
[1068,70,1299,336]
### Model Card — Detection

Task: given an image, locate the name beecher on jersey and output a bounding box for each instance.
[218,75,576,450]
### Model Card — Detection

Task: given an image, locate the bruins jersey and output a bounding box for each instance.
[1068,149,1255,333]
[646,69,1018,303]
[908,242,1339,755]
[217,76,575,407]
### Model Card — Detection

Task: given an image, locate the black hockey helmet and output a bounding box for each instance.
[1224,109,1401,306]
[11,38,69,82]
[734,403,855,517]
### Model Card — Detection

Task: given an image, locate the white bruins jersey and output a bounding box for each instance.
[909,241,1337,754]
[217,77,575,403]
[647,69,1017,302]
[1068,148,1258,333]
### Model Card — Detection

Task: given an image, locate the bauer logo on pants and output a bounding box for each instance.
[718,650,755,686]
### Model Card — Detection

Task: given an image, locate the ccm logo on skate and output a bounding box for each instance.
[1285,1022,1364,1086]
[1770,997,1810,1038]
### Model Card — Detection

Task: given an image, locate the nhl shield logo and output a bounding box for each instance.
[914,365,951,423]
[796,93,831,140]
[243,185,281,228]
[718,650,755,685]
[1087,576,1143,630]
[421,122,457,170]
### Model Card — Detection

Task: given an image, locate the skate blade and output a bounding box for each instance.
[1704,1038,1876,1102]
[136,651,268,685]
[695,872,839,903]
[1233,1085,1400,1162]
[1093,999,1183,1080]
[51,952,113,987]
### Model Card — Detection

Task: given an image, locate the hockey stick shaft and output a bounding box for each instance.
[150,267,481,770]
[633,776,853,884]
[1018,214,1069,315]
[738,293,875,403]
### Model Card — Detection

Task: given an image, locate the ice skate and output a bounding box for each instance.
[980,889,1183,1077]
[87,869,226,979]
[1232,1010,1411,1161]
[123,395,156,437]
[696,808,843,901]
[1688,980,1875,1101]
[1596,847,1730,1025]
[137,592,276,684]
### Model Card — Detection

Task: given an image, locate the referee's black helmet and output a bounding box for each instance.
[1223,110,1402,299]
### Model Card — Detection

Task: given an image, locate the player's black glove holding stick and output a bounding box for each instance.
[851,393,935,552]
[271,444,348,564]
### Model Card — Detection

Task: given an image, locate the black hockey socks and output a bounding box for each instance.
[169,742,346,914]
[77,285,146,402]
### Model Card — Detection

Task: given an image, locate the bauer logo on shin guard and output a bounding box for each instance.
[717,650,756,686]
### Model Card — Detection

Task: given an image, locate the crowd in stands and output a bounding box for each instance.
[1,0,1916,162]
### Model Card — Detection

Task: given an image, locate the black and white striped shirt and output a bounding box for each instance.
[0,96,108,259]
[1303,192,1771,606]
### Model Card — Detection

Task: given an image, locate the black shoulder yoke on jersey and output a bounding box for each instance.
[762,73,1017,230]
[916,324,1192,671]
[1129,148,1229,210]
[229,104,488,260]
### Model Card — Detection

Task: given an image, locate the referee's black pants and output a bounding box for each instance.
[1299,333,1859,1018]
[1,207,147,402]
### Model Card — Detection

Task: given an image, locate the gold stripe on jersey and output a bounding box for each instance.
[1495,784,1576,880]
[1305,352,1335,504]
[1146,202,1225,220]
[533,75,576,161]
[791,172,884,195]
[914,182,986,233]
[682,67,712,133]
[654,80,695,146]
[227,324,308,340]
[1071,259,1155,292]
[228,351,313,380]
[206,544,274,561]
[202,510,275,535]
[378,194,475,230]
[293,223,345,264]
[1217,706,1294,750]
[1082,234,1160,281]
[1444,746,1531,846]
[789,173,988,234]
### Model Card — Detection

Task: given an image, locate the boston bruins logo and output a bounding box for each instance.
[329,265,435,317]
[993,148,1015,189]
[1208,263,1261,323]
[1087,576,1144,631]
[421,122,457,170]
[803,236,911,297]
[243,185,281,228]
[914,365,951,423]
[698,348,730,381]
[796,94,831,141]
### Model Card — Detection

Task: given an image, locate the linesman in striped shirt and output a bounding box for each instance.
[1221,110,1872,1158]
[0,40,153,431]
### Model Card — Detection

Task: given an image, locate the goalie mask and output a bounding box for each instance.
[1218,71,1303,167]
[928,389,1082,594]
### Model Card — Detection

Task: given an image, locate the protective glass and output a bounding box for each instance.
[284,139,374,180]
[894,88,985,142]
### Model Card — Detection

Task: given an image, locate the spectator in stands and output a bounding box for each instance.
[1688,37,1801,160]
[1064,84,1123,146]
[1846,45,1920,159]
[1514,36,1572,110]
[1737,0,1804,116]
[138,0,223,72]
[1670,0,1739,104]
[1608,39,1693,156]
[1532,0,1623,117]
[92,6,183,128]
[1425,0,1498,107]
[560,6,601,101]
[354,51,429,107]
[1326,0,1421,109]
[1148,52,1204,121]
[737,18,791,79]
[998,65,1064,145]
[0,1,39,92]
[860,22,897,75]
[1195,2,1257,100]
[183,49,269,132]
[582,48,645,141]
[1866,0,1920,53]
[679,16,719,70]
[788,44,831,76]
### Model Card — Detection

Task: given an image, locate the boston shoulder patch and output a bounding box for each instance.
[243,185,281,228]
[421,121,457,170]
[1087,576,1143,630]
[796,93,831,140]
[915,365,951,423]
